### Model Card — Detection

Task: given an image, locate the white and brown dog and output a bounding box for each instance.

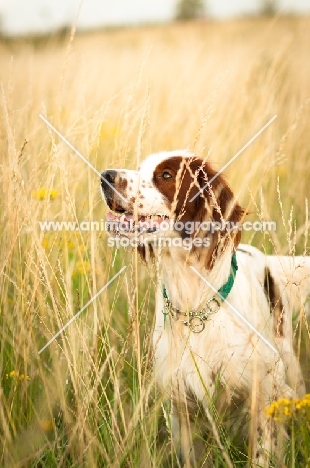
[101,150,310,467]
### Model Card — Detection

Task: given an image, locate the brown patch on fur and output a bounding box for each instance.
[153,156,244,269]
[137,244,146,263]
[117,176,128,191]
[137,244,155,264]
[263,267,284,337]
[148,243,155,260]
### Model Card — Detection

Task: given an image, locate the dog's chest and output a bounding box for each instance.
[152,295,266,403]
[153,315,235,398]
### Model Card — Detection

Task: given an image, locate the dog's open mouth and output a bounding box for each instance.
[107,211,170,235]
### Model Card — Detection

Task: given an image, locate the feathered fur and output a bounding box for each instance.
[101,150,309,467]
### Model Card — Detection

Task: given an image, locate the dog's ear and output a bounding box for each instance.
[210,174,244,249]
[175,158,244,269]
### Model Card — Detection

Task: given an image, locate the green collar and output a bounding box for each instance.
[162,253,238,333]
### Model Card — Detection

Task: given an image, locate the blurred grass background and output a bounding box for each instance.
[0,16,309,467]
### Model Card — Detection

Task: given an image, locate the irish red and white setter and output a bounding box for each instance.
[101,150,310,467]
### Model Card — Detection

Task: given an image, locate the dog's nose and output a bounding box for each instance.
[101,170,117,189]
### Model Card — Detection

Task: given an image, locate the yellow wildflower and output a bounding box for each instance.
[39,419,55,432]
[31,188,58,200]
[6,370,31,381]
[59,238,75,250]
[42,238,50,249]
[266,393,310,420]
[66,240,75,249]
[49,189,58,199]
[98,122,119,142]
[73,260,91,275]
[90,122,120,155]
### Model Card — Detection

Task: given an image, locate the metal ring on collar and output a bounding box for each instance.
[206,296,221,314]
[189,316,205,333]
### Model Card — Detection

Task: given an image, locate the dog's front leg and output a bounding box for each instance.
[252,383,293,467]
[252,409,275,467]
[253,407,288,468]
[171,401,197,468]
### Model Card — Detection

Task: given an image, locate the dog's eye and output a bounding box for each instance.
[162,171,173,180]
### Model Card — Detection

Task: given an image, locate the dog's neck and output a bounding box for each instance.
[156,244,234,312]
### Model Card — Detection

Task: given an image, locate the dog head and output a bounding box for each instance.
[101,150,244,268]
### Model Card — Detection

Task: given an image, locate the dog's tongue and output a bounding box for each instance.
[107,212,122,221]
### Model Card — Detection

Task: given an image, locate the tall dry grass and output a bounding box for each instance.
[0,16,309,467]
